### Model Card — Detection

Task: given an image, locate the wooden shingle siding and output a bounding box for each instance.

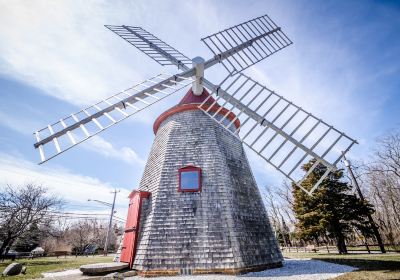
[133,109,282,274]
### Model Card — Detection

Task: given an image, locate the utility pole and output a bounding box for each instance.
[343,154,386,253]
[104,189,119,256]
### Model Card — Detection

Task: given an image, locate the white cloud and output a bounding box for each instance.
[0,110,41,135]
[0,0,393,140]
[0,0,220,128]
[83,136,145,166]
[0,111,144,165]
[0,0,143,106]
[0,0,397,197]
[0,152,131,218]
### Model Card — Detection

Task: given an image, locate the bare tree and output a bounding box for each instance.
[65,220,94,255]
[351,130,400,250]
[64,219,114,255]
[262,184,296,248]
[374,132,400,179]
[365,167,400,248]
[0,183,63,257]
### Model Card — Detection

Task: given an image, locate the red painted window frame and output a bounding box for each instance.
[178,165,202,192]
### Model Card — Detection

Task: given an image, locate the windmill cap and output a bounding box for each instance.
[178,88,215,106]
[153,88,240,134]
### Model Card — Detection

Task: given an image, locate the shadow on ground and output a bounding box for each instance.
[239,259,355,278]
[314,258,400,272]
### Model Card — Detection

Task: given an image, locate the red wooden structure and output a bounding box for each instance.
[120,190,151,268]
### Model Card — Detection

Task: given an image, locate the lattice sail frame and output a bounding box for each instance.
[33,14,357,195]
[105,25,192,69]
[199,74,357,194]
[201,14,292,75]
[34,74,193,163]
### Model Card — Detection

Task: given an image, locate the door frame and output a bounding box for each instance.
[120,190,151,268]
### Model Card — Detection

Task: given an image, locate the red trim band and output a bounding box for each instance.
[153,103,241,134]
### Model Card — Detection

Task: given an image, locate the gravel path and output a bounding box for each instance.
[126,259,356,280]
[41,258,356,279]
[42,269,82,278]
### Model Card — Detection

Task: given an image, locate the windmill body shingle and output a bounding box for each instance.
[133,89,283,276]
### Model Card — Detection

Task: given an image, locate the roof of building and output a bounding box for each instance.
[177,88,215,106]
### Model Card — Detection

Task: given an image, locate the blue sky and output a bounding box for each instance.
[0,0,399,219]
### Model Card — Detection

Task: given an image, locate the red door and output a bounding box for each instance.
[120,190,151,268]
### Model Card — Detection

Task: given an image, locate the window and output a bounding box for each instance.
[178,166,202,192]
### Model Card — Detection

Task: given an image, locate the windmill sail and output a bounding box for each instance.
[201,14,292,75]
[106,15,292,77]
[33,74,193,164]
[33,14,357,195]
[200,74,357,194]
[105,25,192,70]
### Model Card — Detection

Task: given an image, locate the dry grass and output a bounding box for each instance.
[0,255,113,279]
[2,252,399,279]
[283,251,400,280]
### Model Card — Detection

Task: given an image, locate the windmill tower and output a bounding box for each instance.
[33,14,357,276]
[127,88,282,276]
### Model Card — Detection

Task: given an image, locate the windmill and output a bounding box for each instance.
[33,14,357,275]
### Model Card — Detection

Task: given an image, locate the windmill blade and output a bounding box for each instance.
[200,74,357,195]
[201,14,292,75]
[105,25,192,70]
[33,73,193,164]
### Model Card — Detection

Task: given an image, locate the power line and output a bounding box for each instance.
[47,215,126,223]
[1,207,126,222]
[47,212,126,221]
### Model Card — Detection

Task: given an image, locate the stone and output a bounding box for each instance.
[2,262,23,276]
[79,262,129,276]
[103,270,137,279]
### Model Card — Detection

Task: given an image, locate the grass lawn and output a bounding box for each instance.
[0,255,113,279]
[1,253,399,279]
[284,251,400,280]
[347,245,400,253]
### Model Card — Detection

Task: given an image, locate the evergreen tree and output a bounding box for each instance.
[13,223,41,252]
[292,159,374,254]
